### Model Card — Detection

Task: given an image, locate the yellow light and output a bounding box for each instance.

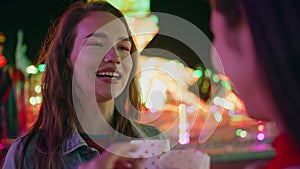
[223,101,235,110]
[29,97,37,105]
[179,104,187,124]
[26,65,38,74]
[0,33,6,43]
[36,96,42,104]
[204,69,212,78]
[257,125,264,131]
[226,92,238,103]
[34,85,42,93]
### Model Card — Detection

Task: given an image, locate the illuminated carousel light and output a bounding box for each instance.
[223,101,235,110]
[204,69,212,78]
[36,96,42,104]
[228,110,235,117]
[193,69,203,78]
[178,104,190,144]
[34,85,42,93]
[236,129,242,136]
[240,131,247,138]
[37,64,46,72]
[29,97,37,105]
[179,132,190,145]
[257,133,265,141]
[186,106,194,113]
[214,112,222,122]
[26,65,38,74]
[212,74,220,83]
[257,125,264,132]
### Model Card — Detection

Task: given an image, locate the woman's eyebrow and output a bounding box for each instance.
[85,32,108,39]
[118,37,131,42]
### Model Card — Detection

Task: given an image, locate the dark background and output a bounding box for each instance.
[0,0,212,68]
[0,0,77,64]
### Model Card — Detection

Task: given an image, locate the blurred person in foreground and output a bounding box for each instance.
[210,0,300,168]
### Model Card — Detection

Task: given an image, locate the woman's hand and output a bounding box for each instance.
[78,142,145,169]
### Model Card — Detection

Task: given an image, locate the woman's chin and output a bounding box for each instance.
[95,92,122,102]
[96,94,113,102]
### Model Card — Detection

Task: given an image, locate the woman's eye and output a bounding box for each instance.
[118,45,130,52]
[86,42,104,47]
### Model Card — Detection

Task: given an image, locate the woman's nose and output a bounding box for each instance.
[103,47,121,64]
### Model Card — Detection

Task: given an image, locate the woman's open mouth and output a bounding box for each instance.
[96,71,121,80]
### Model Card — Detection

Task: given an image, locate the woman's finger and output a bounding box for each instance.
[114,157,145,169]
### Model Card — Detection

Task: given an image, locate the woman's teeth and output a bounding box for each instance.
[96,72,121,79]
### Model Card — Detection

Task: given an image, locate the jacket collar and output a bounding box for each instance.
[61,129,87,155]
[61,121,147,155]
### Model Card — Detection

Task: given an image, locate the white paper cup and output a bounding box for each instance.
[129,139,170,158]
[158,148,210,169]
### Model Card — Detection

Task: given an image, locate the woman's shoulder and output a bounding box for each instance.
[7,134,32,152]
[2,134,36,169]
[130,121,168,140]
[135,123,161,134]
[11,132,38,147]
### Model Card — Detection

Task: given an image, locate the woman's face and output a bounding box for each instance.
[70,11,133,102]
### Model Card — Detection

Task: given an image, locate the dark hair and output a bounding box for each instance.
[212,0,300,148]
[16,1,140,168]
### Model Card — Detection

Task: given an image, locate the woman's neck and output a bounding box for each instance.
[77,99,115,135]
[97,100,114,125]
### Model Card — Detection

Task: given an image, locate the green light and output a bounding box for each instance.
[197,79,203,85]
[107,0,123,10]
[38,64,46,72]
[212,74,220,83]
[193,70,203,78]
[222,80,232,90]
[204,69,212,78]
[201,87,208,93]
[107,0,150,14]
[236,129,242,136]
[214,113,222,122]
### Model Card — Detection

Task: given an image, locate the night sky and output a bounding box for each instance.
[0,0,212,68]
[0,0,76,64]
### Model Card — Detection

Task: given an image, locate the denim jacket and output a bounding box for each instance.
[2,122,168,169]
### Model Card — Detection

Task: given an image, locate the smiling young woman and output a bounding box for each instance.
[2,1,168,169]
